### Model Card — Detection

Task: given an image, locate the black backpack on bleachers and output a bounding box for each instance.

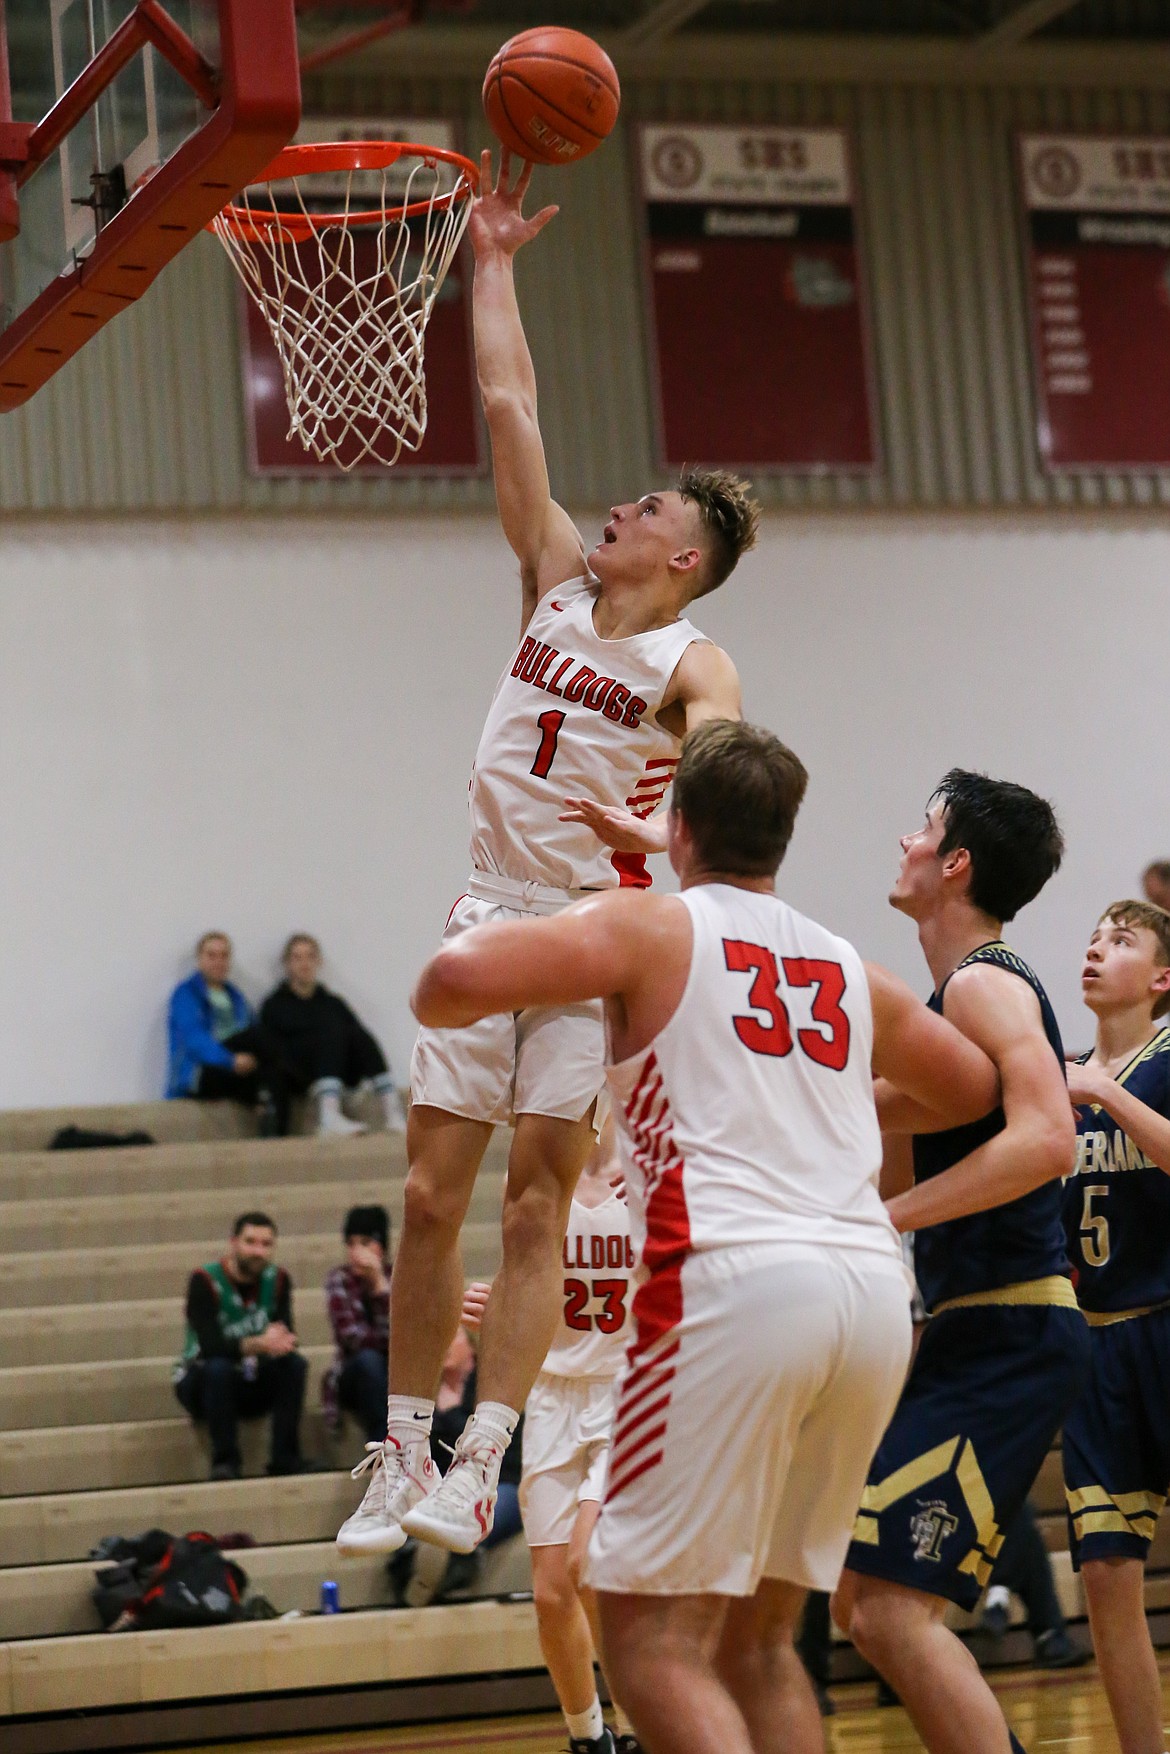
[93,1529,247,1631]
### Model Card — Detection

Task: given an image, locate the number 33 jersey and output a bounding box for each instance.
[469,575,704,892]
[607,885,903,1301]
[543,1191,633,1381]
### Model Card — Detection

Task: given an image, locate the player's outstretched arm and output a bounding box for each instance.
[884,964,1075,1234]
[470,149,587,623]
[867,962,1000,1129]
[412,890,660,1026]
[1066,1060,1170,1174]
[559,643,743,857]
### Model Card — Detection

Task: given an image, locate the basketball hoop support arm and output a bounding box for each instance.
[11,2,218,188]
[0,0,302,410]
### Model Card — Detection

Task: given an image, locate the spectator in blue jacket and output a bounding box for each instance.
[167,932,291,1129]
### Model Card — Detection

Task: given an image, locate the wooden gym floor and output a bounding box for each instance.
[150,1655,1170,1753]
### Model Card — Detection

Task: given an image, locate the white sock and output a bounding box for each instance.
[313,1078,343,1121]
[386,1394,432,1449]
[371,1073,406,1129]
[467,1400,519,1448]
[985,1585,1010,1612]
[565,1700,605,1743]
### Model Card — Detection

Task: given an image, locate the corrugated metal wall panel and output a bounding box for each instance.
[2,69,1169,513]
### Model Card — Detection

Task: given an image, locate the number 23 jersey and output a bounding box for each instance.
[543,1191,633,1381]
[1065,1026,1170,1314]
[469,575,704,892]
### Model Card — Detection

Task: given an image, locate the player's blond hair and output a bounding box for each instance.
[677,468,760,597]
[1098,900,1170,1020]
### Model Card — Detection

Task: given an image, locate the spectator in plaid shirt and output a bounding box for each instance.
[323,1206,391,1440]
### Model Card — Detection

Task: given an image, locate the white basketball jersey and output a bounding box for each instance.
[469,575,704,892]
[542,1192,634,1381]
[607,885,901,1295]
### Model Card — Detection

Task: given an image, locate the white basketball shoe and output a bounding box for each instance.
[400,1421,506,1554]
[335,1436,438,1557]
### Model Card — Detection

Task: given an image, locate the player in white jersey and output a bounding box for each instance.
[465,1112,639,1754]
[338,152,756,1562]
[410,720,1002,1754]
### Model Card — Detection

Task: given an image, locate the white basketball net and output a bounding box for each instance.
[213,155,475,471]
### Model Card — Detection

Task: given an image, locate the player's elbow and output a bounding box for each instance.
[479,383,537,435]
[411,953,481,1029]
[1029,1111,1077,1187]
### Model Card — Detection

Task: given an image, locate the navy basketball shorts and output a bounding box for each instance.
[844,1299,1090,1611]
[1063,1303,1170,1569]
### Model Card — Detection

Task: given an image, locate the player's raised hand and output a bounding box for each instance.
[460,1279,492,1331]
[560,797,661,854]
[468,149,558,261]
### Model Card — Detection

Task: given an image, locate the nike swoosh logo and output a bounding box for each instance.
[550,601,564,611]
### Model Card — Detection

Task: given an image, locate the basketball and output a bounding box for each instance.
[482,27,620,168]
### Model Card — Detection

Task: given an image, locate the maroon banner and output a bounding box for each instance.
[1019,135,1170,471]
[638,126,877,472]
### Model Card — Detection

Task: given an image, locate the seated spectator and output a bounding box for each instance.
[1142,861,1170,911]
[259,934,406,1136]
[174,1211,313,1481]
[323,1204,392,1442]
[166,932,291,1131]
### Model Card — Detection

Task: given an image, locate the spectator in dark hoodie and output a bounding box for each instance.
[259,934,406,1136]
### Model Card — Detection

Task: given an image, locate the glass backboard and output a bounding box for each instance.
[0,0,301,407]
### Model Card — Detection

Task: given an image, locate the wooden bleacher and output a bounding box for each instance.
[0,1104,545,1749]
[0,1099,1165,1750]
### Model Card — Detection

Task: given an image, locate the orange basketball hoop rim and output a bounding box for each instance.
[213,139,479,241]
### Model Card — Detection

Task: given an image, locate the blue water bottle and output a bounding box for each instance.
[320,1580,340,1614]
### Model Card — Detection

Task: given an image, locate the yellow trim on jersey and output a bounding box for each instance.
[933,1275,1079,1315]
[1066,1484,1164,1519]
[1066,1482,1163,1541]
[853,1436,1002,1585]
[1117,1026,1170,1087]
[858,1437,961,1515]
[1084,1296,1170,1327]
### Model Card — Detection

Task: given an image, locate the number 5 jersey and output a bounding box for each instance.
[469,575,705,892]
[1064,1025,1170,1313]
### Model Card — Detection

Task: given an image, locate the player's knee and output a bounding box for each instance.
[842,1589,892,1663]
[532,1561,577,1623]
[500,1180,561,1259]
[401,1165,466,1237]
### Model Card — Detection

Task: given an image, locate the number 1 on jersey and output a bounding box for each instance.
[531,709,567,779]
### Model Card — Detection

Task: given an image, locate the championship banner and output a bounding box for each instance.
[239,118,483,478]
[637,125,877,471]
[1019,134,1170,470]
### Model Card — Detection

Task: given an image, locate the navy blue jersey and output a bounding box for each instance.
[1064,1026,1170,1314]
[912,942,1070,1314]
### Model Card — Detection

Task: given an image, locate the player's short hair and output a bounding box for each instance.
[932,769,1063,925]
[672,719,808,877]
[677,468,760,597]
[1098,899,1170,1019]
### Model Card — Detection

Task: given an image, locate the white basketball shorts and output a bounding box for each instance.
[520,1369,619,1548]
[410,891,604,1126]
[585,1241,913,1598]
